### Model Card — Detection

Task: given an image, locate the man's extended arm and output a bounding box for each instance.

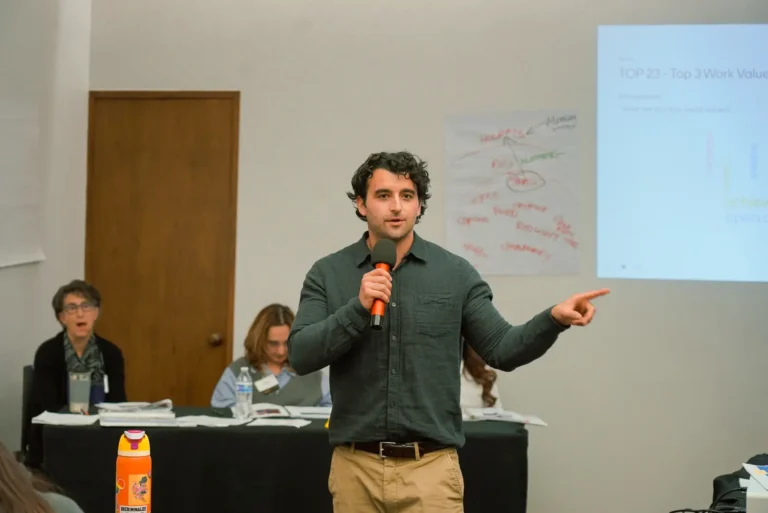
[288,262,370,375]
[461,263,568,371]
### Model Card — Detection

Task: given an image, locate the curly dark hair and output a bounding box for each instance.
[346,151,432,224]
[51,279,102,320]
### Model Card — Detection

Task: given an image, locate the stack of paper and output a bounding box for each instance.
[743,464,768,513]
[744,464,768,491]
[99,410,177,427]
[31,412,100,426]
[96,399,176,427]
[95,399,173,413]
[462,407,548,426]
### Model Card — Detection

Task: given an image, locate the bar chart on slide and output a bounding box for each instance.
[751,143,759,179]
[708,134,761,190]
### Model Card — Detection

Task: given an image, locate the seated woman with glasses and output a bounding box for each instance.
[26,280,127,468]
[211,303,331,408]
[460,342,504,410]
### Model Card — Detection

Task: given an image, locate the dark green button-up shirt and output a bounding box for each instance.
[288,231,568,448]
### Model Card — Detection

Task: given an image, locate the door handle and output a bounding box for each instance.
[208,333,224,347]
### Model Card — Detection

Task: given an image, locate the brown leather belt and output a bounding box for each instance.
[347,441,450,459]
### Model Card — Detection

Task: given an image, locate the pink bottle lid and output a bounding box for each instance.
[124,430,145,451]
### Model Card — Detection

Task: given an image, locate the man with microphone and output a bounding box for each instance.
[288,151,608,512]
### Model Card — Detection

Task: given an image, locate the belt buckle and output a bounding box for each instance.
[379,442,396,458]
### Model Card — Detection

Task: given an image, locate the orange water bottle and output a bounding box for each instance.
[115,430,152,513]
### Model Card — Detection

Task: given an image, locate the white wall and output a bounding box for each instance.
[0,0,92,448]
[85,0,767,512]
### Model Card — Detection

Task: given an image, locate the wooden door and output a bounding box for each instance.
[85,91,239,406]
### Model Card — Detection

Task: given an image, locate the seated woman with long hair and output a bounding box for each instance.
[460,343,504,409]
[0,440,84,513]
[211,303,331,408]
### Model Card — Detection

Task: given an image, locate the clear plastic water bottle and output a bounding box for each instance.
[234,367,252,420]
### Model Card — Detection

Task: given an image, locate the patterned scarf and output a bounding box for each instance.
[63,332,105,384]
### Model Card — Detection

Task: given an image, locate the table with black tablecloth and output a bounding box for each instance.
[42,407,528,513]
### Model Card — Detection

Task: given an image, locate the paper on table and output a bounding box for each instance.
[230,403,290,418]
[247,418,311,428]
[743,464,768,492]
[99,411,177,427]
[250,403,289,417]
[462,407,548,426]
[32,412,99,426]
[176,416,251,427]
[285,406,332,419]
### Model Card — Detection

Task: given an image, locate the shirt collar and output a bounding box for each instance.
[63,331,96,349]
[353,231,428,268]
[258,364,295,377]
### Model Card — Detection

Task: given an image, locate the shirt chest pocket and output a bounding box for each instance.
[414,293,460,337]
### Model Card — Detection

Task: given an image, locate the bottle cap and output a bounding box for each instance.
[118,430,151,455]
[124,430,145,441]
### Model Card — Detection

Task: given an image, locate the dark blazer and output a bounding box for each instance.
[26,331,127,469]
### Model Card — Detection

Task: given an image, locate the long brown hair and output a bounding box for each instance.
[462,343,498,408]
[244,304,295,369]
[0,441,57,513]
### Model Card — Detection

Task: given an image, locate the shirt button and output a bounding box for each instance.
[391,302,396,307]
[391,368,396,374]
[391,336,396,341]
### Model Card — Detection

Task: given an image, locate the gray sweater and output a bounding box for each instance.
[226,356,324,406]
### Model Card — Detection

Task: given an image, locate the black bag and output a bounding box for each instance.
[710,453,768,510]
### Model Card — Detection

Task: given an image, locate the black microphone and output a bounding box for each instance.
[369,239,396,330]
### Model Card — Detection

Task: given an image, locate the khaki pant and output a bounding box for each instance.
[328,444,465,513]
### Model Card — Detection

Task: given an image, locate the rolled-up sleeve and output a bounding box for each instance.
[210,367,237,408]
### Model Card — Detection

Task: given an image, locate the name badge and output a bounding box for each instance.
[104,375,110,394]
[254,374,280,395]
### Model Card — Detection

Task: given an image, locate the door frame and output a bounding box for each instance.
[85,90,241,365]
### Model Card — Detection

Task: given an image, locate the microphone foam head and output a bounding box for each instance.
[371,238,397,267]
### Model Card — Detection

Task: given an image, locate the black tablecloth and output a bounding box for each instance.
[42,407,528,513]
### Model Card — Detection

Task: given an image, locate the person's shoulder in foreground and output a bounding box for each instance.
[0,439,86,513]
[40,491,86,513]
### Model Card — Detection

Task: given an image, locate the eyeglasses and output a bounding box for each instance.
[62,302,96,315]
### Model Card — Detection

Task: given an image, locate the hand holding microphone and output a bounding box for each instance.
[360,239,397,329]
